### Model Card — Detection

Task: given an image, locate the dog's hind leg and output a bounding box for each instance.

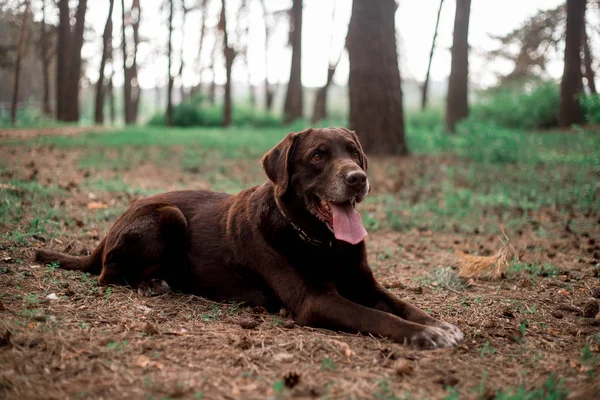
[98,204,189,288]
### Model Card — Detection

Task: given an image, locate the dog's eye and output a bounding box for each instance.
[310,152,322,162]
[352,151,361,160]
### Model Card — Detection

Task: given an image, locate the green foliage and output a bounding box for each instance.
[495,374,567,400]
[468,83,560,130]
[320,357,337,371]
[580,93,600,124]
[148,96,282,128]
[0,108,65,128]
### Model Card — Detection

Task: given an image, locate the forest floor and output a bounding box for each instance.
[0,125,599,400]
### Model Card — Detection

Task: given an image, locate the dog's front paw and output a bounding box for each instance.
[409,326,457,349]
[435,320,464,343]
[137,279,170,297]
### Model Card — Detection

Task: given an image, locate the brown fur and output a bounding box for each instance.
[35,127,463,348]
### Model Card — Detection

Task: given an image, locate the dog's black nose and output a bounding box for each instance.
[344,170,367,189]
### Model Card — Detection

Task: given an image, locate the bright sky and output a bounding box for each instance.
[75,0,569,90]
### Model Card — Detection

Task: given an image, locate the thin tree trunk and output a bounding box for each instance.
[11,1,30,125]
[283,0,303,123]
[95,0,115,124]
[108,72,116,124]
[311,0,339,124]
[347,0,406,155]
[121,0,140,124]
[445,0,471,133]
[559,0,586,127]
[193,0,209,96]
[260,0,275,111]
[121,0,131,124]
[39,0,52,116]
[130,0,141,122]
[582,24,597,94]
[220,0,235,127]
[166,0,174,126]
[55,0,71,120]
[63,0,87,122]
[422,0,444,110]
[208,33,218,105]
[178,2,188,101]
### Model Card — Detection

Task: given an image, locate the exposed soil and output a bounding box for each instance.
[0,130,599,399]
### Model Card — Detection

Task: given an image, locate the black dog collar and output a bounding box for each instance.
[274,198,332,247]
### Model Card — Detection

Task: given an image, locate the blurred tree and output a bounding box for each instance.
[260,0,276,111]
[487,6,564,85]
[208,34,218,105]
[39,0,52,116]
[10,0,30,125]
[177,0,190,101]
[445,0,471,133]
[166,0,174,126]
[95,0,115,124]
[191,0,208,95]
[581,24,596,93]
[121,0,141,124]
[421,0,444,110]
[559,0,586,127]
[311,0,341,124]
[219,0,236,127]
[237,0,254,107]
[347,0,406,155]
[283,0,303,123]
[56,0,87,122]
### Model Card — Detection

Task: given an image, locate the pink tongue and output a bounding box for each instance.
[329,202,368,245]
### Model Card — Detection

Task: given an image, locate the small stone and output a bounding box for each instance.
[394,359,414,376]
[239,319,258,329]
[46,293,58,300]
[582,301,599,318]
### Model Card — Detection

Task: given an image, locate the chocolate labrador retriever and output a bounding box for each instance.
[36,127,463,348]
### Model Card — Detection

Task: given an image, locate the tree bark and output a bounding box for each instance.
[121,0,141,124]
[220,0,236,127]
[108,72,116,124]
[445,0,471,133]
[347,0,406,155]
[95,0,115,124]
[11,1,30,125]
[192,0,209,96]
[581,23,596,94]
[178,2,188,101]
[422,0,444,110]
[166,0,174,126]
[39,0,52,116]
[55,0,71,120]
[558,0,586,127]
[283,0,303,123]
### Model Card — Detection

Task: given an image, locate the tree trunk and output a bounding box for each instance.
[283,0,303,123]
[108,72,116,124]
[193,0,209,96]
[95,0,115,124]
[347,0,406,155]
[11,1,30,125]
[582,23,596,94]
[311,0,339,124]
[39,0,52,116]
[220,0,235,127]
[166,0,174,126]
[61,0,87,122]
[55,0,71,120]
[559,0,586,127]
[178,2,188,101]
[445,0,471,133]
[121,0,140,124]
[260,0,275,111]
[422,0,444,110]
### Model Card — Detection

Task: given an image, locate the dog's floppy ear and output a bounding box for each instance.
[262,130,308,196]
[343,128,368,171]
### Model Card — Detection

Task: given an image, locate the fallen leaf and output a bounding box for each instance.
[87,202,108,210]
[273,353,294,362]
[136,355,150,368]
[557,289,570,296]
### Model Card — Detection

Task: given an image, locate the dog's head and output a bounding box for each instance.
[262,127,369,245]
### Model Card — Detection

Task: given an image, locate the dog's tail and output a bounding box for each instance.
[35,237,106,274]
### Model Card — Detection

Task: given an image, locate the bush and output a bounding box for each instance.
[467,83,560,130]
[581,93,600,124]
[147,97,282,128]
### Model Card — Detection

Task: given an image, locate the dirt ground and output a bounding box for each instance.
[0,128,599,400]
